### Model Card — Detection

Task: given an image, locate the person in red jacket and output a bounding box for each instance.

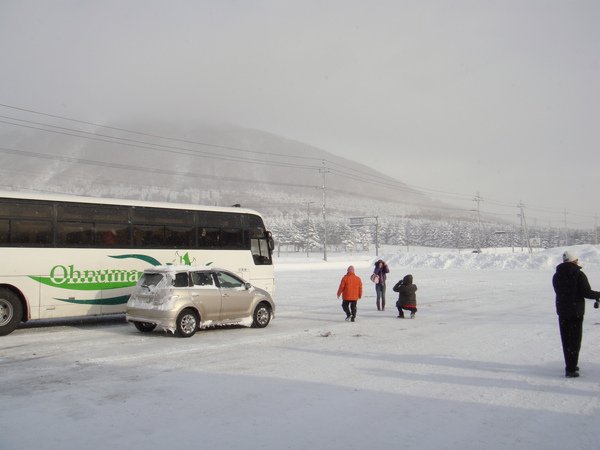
[337,265,363,322]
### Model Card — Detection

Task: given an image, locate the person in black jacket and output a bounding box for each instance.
[393,274,418,319]
[552,250,600,378]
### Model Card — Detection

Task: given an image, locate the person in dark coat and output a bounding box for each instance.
[393,274,418,319]
[372,259,389,311]
[552,250,600,378]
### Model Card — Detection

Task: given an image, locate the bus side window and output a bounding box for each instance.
[134,225,164,248]
[221,228,244,249]
[13,220,52,245]
[198,227,220,249]
[165,225,194,248]
[57,222,94,246]
[95,224,130,247]
[0,219,8,244]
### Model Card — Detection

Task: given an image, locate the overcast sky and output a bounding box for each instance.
[1,1,599,228]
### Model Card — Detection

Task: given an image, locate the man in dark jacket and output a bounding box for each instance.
[552,250,600,378]
[393,274,418,319]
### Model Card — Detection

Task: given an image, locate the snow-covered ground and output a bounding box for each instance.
[2,245,600,450]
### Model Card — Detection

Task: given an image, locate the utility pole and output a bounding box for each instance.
[473,192,482,251]
[563,208,568,246]
[320,160,329,261]
[304,201,314,257]
[512,223,515,253]
[518,210,524,252]
[375,216,379,257]
[517,201,532,254]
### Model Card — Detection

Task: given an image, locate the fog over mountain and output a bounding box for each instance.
[4,118,598,249]
[1,119,455,221]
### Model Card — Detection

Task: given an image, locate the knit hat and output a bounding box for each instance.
[562,251,578,263]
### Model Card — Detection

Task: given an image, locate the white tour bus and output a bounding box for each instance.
[0,191,274,336]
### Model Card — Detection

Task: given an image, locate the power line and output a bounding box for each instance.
[3,144,596,227]
[0,112,471,203]
[0,146,320,189]
[0,154,473,215]
[0,112,431,193]
[0,103,326,163]
[1,102,598,226]
[1,164,596,229]
[0,118,320,171]
[0,103,533,205]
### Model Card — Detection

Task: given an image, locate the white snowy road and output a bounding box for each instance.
[2,250,600,450]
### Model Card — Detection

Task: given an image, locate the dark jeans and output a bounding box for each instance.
[342,300,357,318]
[375,284,386,310]
[558,315,583,372]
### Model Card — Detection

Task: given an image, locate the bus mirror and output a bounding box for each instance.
[267,231,275,251]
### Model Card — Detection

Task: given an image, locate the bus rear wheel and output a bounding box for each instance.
[0,289,22,336]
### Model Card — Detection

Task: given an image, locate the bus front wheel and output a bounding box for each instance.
[0,289,22,336]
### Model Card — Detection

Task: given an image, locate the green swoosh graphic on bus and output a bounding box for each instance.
[30,277,138,290]
[109,254,162,266]
[54,295,130,305]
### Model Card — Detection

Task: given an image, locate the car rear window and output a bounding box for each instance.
[139,272,164,288]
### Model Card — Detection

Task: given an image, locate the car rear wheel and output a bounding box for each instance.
[0,288,22,336]
[252,302,271,328]
[176,309,198,338]
[133,321,157,333]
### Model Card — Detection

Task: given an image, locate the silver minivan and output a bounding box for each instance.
[126,265,275,337]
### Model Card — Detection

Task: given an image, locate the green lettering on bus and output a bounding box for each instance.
[29,252,200,293]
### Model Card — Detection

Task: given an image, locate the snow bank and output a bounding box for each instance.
[385,245,600,270]
[275,245,600,272]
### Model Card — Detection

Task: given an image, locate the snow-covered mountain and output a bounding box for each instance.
[1,119,448,219]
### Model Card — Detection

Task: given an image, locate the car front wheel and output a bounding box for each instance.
[176,309,198,338]
[252,302,271,328]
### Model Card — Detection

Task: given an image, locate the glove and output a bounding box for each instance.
[594,300,599,309]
